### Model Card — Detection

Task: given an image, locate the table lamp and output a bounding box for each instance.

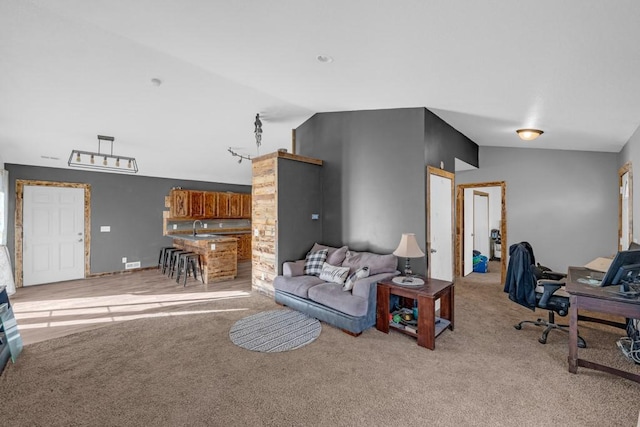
[393,233,425,283]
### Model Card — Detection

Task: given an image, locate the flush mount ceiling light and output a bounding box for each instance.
[68,135,138,173]
[516,129,544,141]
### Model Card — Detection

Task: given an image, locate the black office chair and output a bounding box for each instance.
[504,242,586,348]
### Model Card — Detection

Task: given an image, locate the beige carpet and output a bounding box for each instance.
[1,271,639,426]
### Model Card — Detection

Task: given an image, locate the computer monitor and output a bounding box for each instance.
[600,249,640,287]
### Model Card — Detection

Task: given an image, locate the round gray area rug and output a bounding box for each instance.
[229,309,321,352]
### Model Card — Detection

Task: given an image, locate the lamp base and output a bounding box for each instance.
[403,258,413,276]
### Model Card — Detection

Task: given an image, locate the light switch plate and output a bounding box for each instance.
[210,244,216,250]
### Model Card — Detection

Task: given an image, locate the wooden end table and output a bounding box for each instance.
[376,277,454,350]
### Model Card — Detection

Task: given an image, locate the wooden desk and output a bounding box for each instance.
[566,267,640,383]
[376,277,454,350]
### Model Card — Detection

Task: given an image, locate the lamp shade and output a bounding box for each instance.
[516,128,543,141]
[393,233,425,258]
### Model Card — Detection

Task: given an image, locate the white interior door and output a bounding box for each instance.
[23,186,85,286]
[620,169,631,250]
[427,167,454,282]
[463,188,474,276]
[473,191,490,257]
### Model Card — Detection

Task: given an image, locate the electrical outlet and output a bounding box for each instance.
[219,223,223,228]
[173,224,177,230]
[254,228,259,237]
[210,243,216,250]
[204,223,208,228]
[122,257,127,263]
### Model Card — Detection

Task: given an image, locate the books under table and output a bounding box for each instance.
[389,317,451,337]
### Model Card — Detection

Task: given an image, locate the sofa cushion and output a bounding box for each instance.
[304,248,328,276]
[273,275,325,298]
[307,282,369,318]
[343,266,370,291]
[311,243,349,266]
[342,250,398,275]
[319,262,350,285]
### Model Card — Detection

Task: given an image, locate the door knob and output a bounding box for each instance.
[78,239,83,242]
[430,248,437,253]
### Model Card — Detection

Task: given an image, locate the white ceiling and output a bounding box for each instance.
[2,1,640,185]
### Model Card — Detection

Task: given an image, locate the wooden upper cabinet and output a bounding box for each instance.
[190,191,204,218]
[204,192,216,218]
[168,190,250,220]
[216,192,230,218]
[170,190,190,218]
[241,193,251,219]
[229,193,242,218]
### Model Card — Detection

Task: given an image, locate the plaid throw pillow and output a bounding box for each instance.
[343,266,370,291]
[304,249,328,276]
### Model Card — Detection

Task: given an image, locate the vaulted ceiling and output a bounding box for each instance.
[2,1,640,185]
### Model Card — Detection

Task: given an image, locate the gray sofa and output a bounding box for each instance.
[273,244,398,335]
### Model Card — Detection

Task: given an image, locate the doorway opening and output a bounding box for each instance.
[15,180,91,288]
[455,181,507,284]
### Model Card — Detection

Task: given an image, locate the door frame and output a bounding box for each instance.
[455,181,507,284]
[426,166,455,280]
[15,180,91,288]
[618,162,633,250]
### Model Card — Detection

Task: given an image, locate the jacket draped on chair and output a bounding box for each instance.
[503,242,536,310]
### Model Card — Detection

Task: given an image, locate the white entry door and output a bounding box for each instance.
[473,191,490,258]
[23,186,85,286]
[427,167,454,281]
[620,167,631,250]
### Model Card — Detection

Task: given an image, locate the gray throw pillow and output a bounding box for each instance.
[311,243,349,266]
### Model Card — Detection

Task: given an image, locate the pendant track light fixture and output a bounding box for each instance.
[68,135,138,173]
[516,128,544,141]
[228,148,252,164]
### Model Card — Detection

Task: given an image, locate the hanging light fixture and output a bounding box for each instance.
[228,113,264,164]
[254,113,262,150]
[68,135,138,173]
[516,128,544,141]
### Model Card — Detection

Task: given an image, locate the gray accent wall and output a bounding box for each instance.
[456,146,619,272]
[295,107,478,276]
[6,164,249,275]
[277,157,323,272]
[424,108,478,171]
